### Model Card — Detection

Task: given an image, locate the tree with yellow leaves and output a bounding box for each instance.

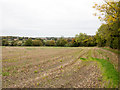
[93,0,120,25]
[93,0,120,49]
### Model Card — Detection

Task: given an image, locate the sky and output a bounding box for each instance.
[0,0,104,37]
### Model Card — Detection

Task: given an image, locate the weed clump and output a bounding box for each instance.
[34,70,38,73]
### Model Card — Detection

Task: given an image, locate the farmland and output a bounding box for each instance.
[2,47,119,88]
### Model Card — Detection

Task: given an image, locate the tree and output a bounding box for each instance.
[32,40,43,46]
[25,39,32,46]
[56,38,67,46]
[45,40,56,46]
[17,41,22,46]
[10,40,17,46]
[93,1,120,35]
[93,0,120,49]
[75,33,88,46]
[93,1,120,25]
[71,38,79,47]
[2,39,9,46]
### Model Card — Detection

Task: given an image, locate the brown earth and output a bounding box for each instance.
[2,47,118,88]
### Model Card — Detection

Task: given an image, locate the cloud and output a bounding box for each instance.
[0,0,102,37]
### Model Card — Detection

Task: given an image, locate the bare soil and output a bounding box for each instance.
[2,47,118,88]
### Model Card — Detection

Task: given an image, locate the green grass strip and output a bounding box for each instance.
[101,48,120,54]
[80,57,119,88]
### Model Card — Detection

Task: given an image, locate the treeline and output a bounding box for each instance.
[1,34,97,47]
[1,29,119,49]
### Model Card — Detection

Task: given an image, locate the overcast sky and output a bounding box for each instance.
[0,0,103,37]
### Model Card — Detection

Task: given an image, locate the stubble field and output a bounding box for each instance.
[2,47,119,88]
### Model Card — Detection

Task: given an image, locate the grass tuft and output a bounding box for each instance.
[34,70,38,73]
[2,72,9,76]
[80,58,86,60]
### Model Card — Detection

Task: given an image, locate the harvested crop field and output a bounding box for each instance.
[2,47,119,88]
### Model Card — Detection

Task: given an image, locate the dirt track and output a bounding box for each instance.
[2,47,118,88]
